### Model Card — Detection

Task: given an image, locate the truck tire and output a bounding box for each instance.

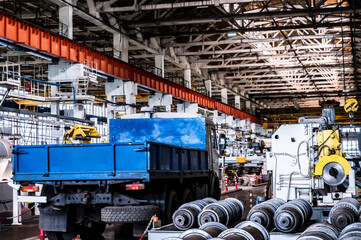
[101,205,159,223]
[181,188,193,204]
[164,190,180,224]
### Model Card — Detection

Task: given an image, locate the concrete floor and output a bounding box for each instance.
[0,185,266,240]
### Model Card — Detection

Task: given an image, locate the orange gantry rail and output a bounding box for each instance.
[0,11,263,124]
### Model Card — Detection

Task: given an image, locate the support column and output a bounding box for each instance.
[114,33,129,63]
[124,81,137,115]
[246,100,255,114]
[155,55,164,78]
[113,33,121,60]
[121,34,129,63]
[51,102,60,115]
[184,68,191,88]
[221,88,228,104]
[246,101,251,112]
[12,188,21,225]
[73,103,85,119]
[234,95,241,109]
[105,79,137,119]
[149,92,172,112]
[59,3,73,39]
[205,80,212,97]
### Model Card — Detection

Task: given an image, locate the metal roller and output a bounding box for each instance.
[297,222,339,240]
[218,228,256,240]
[179,229,212,240]
[219,200,238,222]
[247,198,285,230]
[173,204,201,230]
[274,199,312,233]
[199,222,228,238]
[329,197,360,231]
[224,198,245,220]
[184,200,209,210]
[338,222,361,240]
[322,162,347,186]
[203,198,218,204]
[198,202,230,226]
[173,199,210,230]
[235,221,270,240]
[290,199,312,220]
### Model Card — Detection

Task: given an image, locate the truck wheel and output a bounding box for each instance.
[101,205,159,223]
[164,190,180,224]
[181,188,193,204]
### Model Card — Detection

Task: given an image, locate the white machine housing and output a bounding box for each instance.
[267,123,357,205]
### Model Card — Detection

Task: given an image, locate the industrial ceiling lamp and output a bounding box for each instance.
[227,31,237,38]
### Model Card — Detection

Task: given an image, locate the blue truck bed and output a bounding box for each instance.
[13,117,210,183]
[13,142,209,182]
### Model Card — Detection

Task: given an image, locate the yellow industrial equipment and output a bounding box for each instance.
[314,129,352,186]
[344,98,359,113]
[344,98,359,125]
[64,125,101,144]
[317,130,342,159]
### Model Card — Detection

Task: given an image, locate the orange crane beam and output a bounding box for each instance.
[0,11,263,124]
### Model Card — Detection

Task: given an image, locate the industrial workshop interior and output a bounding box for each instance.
[1,0,361,240]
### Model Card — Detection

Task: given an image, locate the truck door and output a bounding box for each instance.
[206,124,219,175]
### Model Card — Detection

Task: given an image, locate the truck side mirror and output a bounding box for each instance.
[219,134,227,150]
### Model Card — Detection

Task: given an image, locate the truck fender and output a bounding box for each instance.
[39,206,68,232]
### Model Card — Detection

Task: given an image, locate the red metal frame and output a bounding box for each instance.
[0,11,263,124]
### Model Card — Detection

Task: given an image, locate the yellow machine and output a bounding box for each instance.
[64,125,101,144]
[313,100,358,186]
[344,98,359,113]
[344,98,359,125]
[314,129,351,186]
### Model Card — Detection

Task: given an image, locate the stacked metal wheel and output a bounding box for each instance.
[199,222,227,238]
[246,198,285,230]
[173,198,217,230]
[179,229,212,240]
[338,222,361,239]
[274,198,312,233]
[217,221,270,240]
[297,222,339,240]
[329,197,361,231]
[197,198,244,226]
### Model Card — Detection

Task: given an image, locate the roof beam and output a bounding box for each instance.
[192,52,352,63]
[101,0,267,12]
[128,6,361,28]
[180,44,351,56]
[167,34,350,47]
[202,61,353,69]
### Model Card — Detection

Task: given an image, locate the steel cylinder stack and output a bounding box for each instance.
[338,222,361,239]
[219,221,270,240]
[329,197,361,231]
[164,221,269,240]
[197,198,245,227]
[273,198,313,233]
[246,198,286,230]
[297,222,339,240]
[173,198,218,230]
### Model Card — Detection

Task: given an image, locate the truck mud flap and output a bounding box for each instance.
[39,206,67,232]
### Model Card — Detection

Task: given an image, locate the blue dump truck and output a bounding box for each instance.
[12,115,220,239]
